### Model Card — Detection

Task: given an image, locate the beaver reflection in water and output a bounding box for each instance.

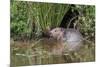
[49,27,83,52]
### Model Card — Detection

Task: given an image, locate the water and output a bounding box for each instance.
[10,38,95,66]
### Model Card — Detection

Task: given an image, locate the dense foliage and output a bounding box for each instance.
[10,1,95,40]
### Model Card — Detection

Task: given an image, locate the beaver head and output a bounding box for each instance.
[49,28,65,40]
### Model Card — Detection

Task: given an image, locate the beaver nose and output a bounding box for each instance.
[49,32,53,37]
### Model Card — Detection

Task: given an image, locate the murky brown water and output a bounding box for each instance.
[10,38,95,66]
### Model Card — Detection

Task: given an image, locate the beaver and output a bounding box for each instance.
[49,27,83,52]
